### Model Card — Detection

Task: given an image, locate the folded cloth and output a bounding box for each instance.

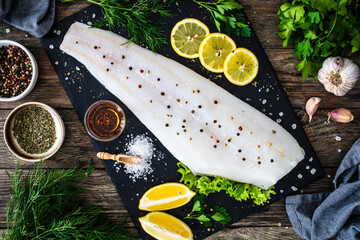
[0,0,55,38]
[286,138,360,240]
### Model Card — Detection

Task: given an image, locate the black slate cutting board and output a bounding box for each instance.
[41,2,324,239]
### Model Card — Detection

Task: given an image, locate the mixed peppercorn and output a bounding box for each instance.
[0,45,32,98]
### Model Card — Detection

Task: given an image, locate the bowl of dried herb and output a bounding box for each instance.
[0,40,38,102]
[3,102,65,161]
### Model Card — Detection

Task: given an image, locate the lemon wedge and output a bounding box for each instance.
[139,212,193,240]
[171,18,210,58]
[198,33,236,73]
[224,48,259,86]
[139,183,195,211]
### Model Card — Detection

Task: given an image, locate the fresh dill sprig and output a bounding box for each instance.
[64,0,177,52]
[2,160,136,240]
[193,0,251,37]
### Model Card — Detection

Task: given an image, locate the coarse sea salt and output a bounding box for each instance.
[114,134,163,182]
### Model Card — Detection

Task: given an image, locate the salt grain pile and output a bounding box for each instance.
[114,134,160,181]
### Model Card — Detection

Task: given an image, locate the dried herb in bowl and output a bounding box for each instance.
[0,45,32,98]
[12,106,56,154]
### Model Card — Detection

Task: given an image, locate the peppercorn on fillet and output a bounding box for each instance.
[60,22,305,189]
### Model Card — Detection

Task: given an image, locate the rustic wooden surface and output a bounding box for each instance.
[0,0,359,239]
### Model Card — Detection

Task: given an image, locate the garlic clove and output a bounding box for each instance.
[305,97,321,122]
[318,57,360,96]
[327,108,354,123]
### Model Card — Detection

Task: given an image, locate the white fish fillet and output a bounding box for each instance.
[60,22,304,189]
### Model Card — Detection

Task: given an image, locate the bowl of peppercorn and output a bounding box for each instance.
[0,40,38,101]
[3,102,65,162]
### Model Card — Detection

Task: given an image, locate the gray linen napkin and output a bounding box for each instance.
[0,0,55,38]
[286,138,360,240]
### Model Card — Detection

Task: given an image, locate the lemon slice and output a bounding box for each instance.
[198,33,236,73]
[139,183,195,211]
[171,18,210,58]
[224,48,259,86]
[139,212,193,240]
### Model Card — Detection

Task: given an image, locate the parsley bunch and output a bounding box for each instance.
[193,0,251,37]
[185,195,231,227]
[277,0,360,81]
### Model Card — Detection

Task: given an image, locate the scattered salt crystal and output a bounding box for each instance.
[246,98,251,102]
[55,61,59,65]
[291,186,298,191]
[87,21,93,26]
[65,77,69,80]
[24,34,29,38]
[266,88,269,92]
[76,66,80,71]
[297,174,303,179]
[49,44,54,49]
[285,227,289,230]
[327,175,331,178]
[53,29,57,33]
[280,189,284,193]
[5,28,10,33]
[335,136,341,141]
[92,13,96,18]
[276,119,281,123]
[279,112,283,116]
[310,168,316,175]
[309,157,313,162]
[306,166,310,170]
[258,89,262,92]
[269,113,273,116]
[292,124,297,129]
[278,223,282,227]
[338,149,342,153]
[300,190,304,193]
[56,30,61,35]
[262,99,267,104]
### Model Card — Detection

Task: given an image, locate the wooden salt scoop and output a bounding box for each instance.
[97,152,142,165]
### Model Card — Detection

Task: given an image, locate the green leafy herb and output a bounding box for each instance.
[277,0,360,81]
[177,162,275,205]
[63,0,177,52]
[193,0,251,37]
[185,195,231,227]
[2,160,135,240]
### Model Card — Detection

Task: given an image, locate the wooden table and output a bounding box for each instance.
[0,1,359,239]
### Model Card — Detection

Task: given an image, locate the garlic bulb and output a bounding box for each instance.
[318,57,360,96]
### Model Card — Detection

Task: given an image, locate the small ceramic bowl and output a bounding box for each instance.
[84,100,126,142]
[3,102,65,162]
[0,40,38,102]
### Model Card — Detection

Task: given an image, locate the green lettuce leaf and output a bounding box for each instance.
[177,162,275,205]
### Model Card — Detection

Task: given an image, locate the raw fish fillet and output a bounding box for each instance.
[60,22,305,189]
